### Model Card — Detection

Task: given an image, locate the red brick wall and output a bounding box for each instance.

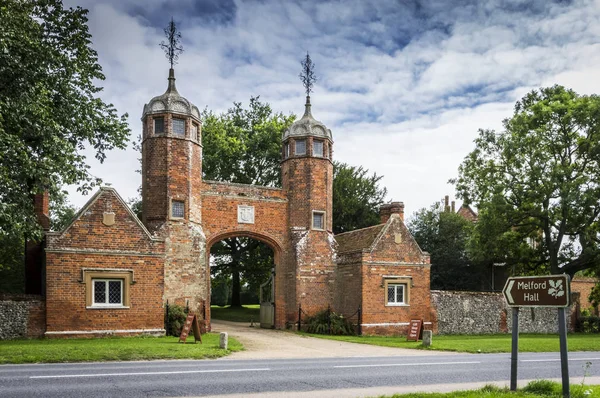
[201,181,290,328]
[572,276,598,311]
[360,215,433,336]
[45,188,165,336]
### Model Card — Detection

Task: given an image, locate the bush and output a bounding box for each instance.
[303,309,356,335]
[522,380,556,396]
[166,304,187,337]
[576,316,600,333]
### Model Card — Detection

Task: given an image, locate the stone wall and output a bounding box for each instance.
[431,290,577,334]
[0,294,46,339]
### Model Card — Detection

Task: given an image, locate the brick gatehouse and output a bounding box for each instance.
[32,69,434,337]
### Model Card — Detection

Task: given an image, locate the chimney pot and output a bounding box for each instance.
[380,201,405,223]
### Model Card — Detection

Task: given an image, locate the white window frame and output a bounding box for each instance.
[172,118,186,137]
[295,139,306,156]
[313,140,324,157]
[312,211,325,230]
[386,283,408,306]
[92,279,124,307]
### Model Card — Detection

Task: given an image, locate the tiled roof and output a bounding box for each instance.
[335,224,386,254]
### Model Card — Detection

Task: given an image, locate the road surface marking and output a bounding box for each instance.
[334,361,480,368]
[522,358,600,363]
[30,368,270,379]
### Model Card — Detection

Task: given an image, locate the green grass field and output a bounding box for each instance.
[211,304,260,323]
[302,333,600,353]
[0,333,243,364]
[376,381,599,398]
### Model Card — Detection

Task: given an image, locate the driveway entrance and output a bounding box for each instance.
[211,320,457,360]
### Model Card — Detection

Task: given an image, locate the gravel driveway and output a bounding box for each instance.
[211,320,456,360]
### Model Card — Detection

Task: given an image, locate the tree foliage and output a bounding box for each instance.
[408,201,483,290]
[453,86,600,277]
[0,0,130,240]
[332,162,387,234]
[202,97,294,187]
[203,97,293,305]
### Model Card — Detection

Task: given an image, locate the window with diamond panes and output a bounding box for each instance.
[154,117,164,134]
[92,279,123,306]
[295,140,306,155]
[387,283,405,305]
[172,118,185,137]
[313,140,324,157]
[171,200,185,218]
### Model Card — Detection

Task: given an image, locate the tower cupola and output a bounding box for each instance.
[142,68,200,122]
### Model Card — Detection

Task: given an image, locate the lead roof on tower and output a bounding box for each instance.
[141,68,201,121]
[283,96,332,141]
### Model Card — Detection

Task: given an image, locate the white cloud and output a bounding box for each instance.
[62,0,600,222]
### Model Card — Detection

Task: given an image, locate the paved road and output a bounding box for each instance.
[1,352,599,398]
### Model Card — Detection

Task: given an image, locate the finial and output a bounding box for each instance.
[303,95,312,117]
[160,17,183,69]
[299,52,317,98]
[166,67,178,94]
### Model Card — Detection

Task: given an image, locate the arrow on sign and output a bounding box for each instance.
[505,280,514,304]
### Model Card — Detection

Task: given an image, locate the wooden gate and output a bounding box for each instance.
[259,268,275,328]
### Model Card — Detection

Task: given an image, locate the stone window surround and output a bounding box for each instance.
[313,139,324,157]
[153,116,165,135]
[383,276,412,307]
[286,137,330,159]
[170,198,186,220]
[295,139,306,156]
[311,210,325,230]
[172,117,186,137]
[151,114,202,140]
[82,269,133,309]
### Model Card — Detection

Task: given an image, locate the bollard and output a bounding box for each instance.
[422,330,432,347]
[219,332,228,350]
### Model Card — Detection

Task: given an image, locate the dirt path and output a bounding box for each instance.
[211,320,456,360]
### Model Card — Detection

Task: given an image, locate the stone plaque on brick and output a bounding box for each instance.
[238,205,255,224]
[102,212,115,226]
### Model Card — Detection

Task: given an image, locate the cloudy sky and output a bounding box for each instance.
[63,0,600,218]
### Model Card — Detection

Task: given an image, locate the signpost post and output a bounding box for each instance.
[503,275,571,397]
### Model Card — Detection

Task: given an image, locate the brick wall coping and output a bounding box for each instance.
[431,290,504,296]
[362,321,433,327]
[44,248,165,257]
[46,187,164,242]
[203,180,284,192]
[0,293,44,302]
[572,276,598,283]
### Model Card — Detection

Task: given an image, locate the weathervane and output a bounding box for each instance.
[160,18,183,69]
[299,52,317,97]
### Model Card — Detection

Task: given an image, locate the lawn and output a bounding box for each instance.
[376,381,599,398]
[301,333,600,353]
[0,333,243,364]
[211,304,260,323]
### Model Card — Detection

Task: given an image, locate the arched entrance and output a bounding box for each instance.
[206,231,283,329]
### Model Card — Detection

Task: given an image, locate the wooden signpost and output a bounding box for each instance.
[406,319,423,341]
[179,312,202,344]
[503,275,571,397]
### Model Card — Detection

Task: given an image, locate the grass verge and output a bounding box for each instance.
[377,381,599,397]
[300,333,600,353]
[211,304,260,323]
[0,333,243,364]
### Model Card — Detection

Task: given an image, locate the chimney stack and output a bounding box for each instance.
[451,200,455,213]
[380,202,405,223]
[33,191,50,231]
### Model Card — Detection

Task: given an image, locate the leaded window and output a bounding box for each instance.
[154,117,165,134]
[312,211,325,230]
[92,279,123,306]
[171,200,185,218]
[295,140,306,156]
[387,283,406,305]
[172,118,185,137]
[313,140,324,157]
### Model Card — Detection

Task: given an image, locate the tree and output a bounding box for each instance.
[453,86,600,278]
[332,162,387,234]
[408,201,482,290]
[0,0,130,241]
[203,97,294,306]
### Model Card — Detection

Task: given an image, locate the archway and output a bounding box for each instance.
[206,232,282,329]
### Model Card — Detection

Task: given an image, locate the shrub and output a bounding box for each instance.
[166,304,187,337]
[522,380,557,396]
[303,309,355,335]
